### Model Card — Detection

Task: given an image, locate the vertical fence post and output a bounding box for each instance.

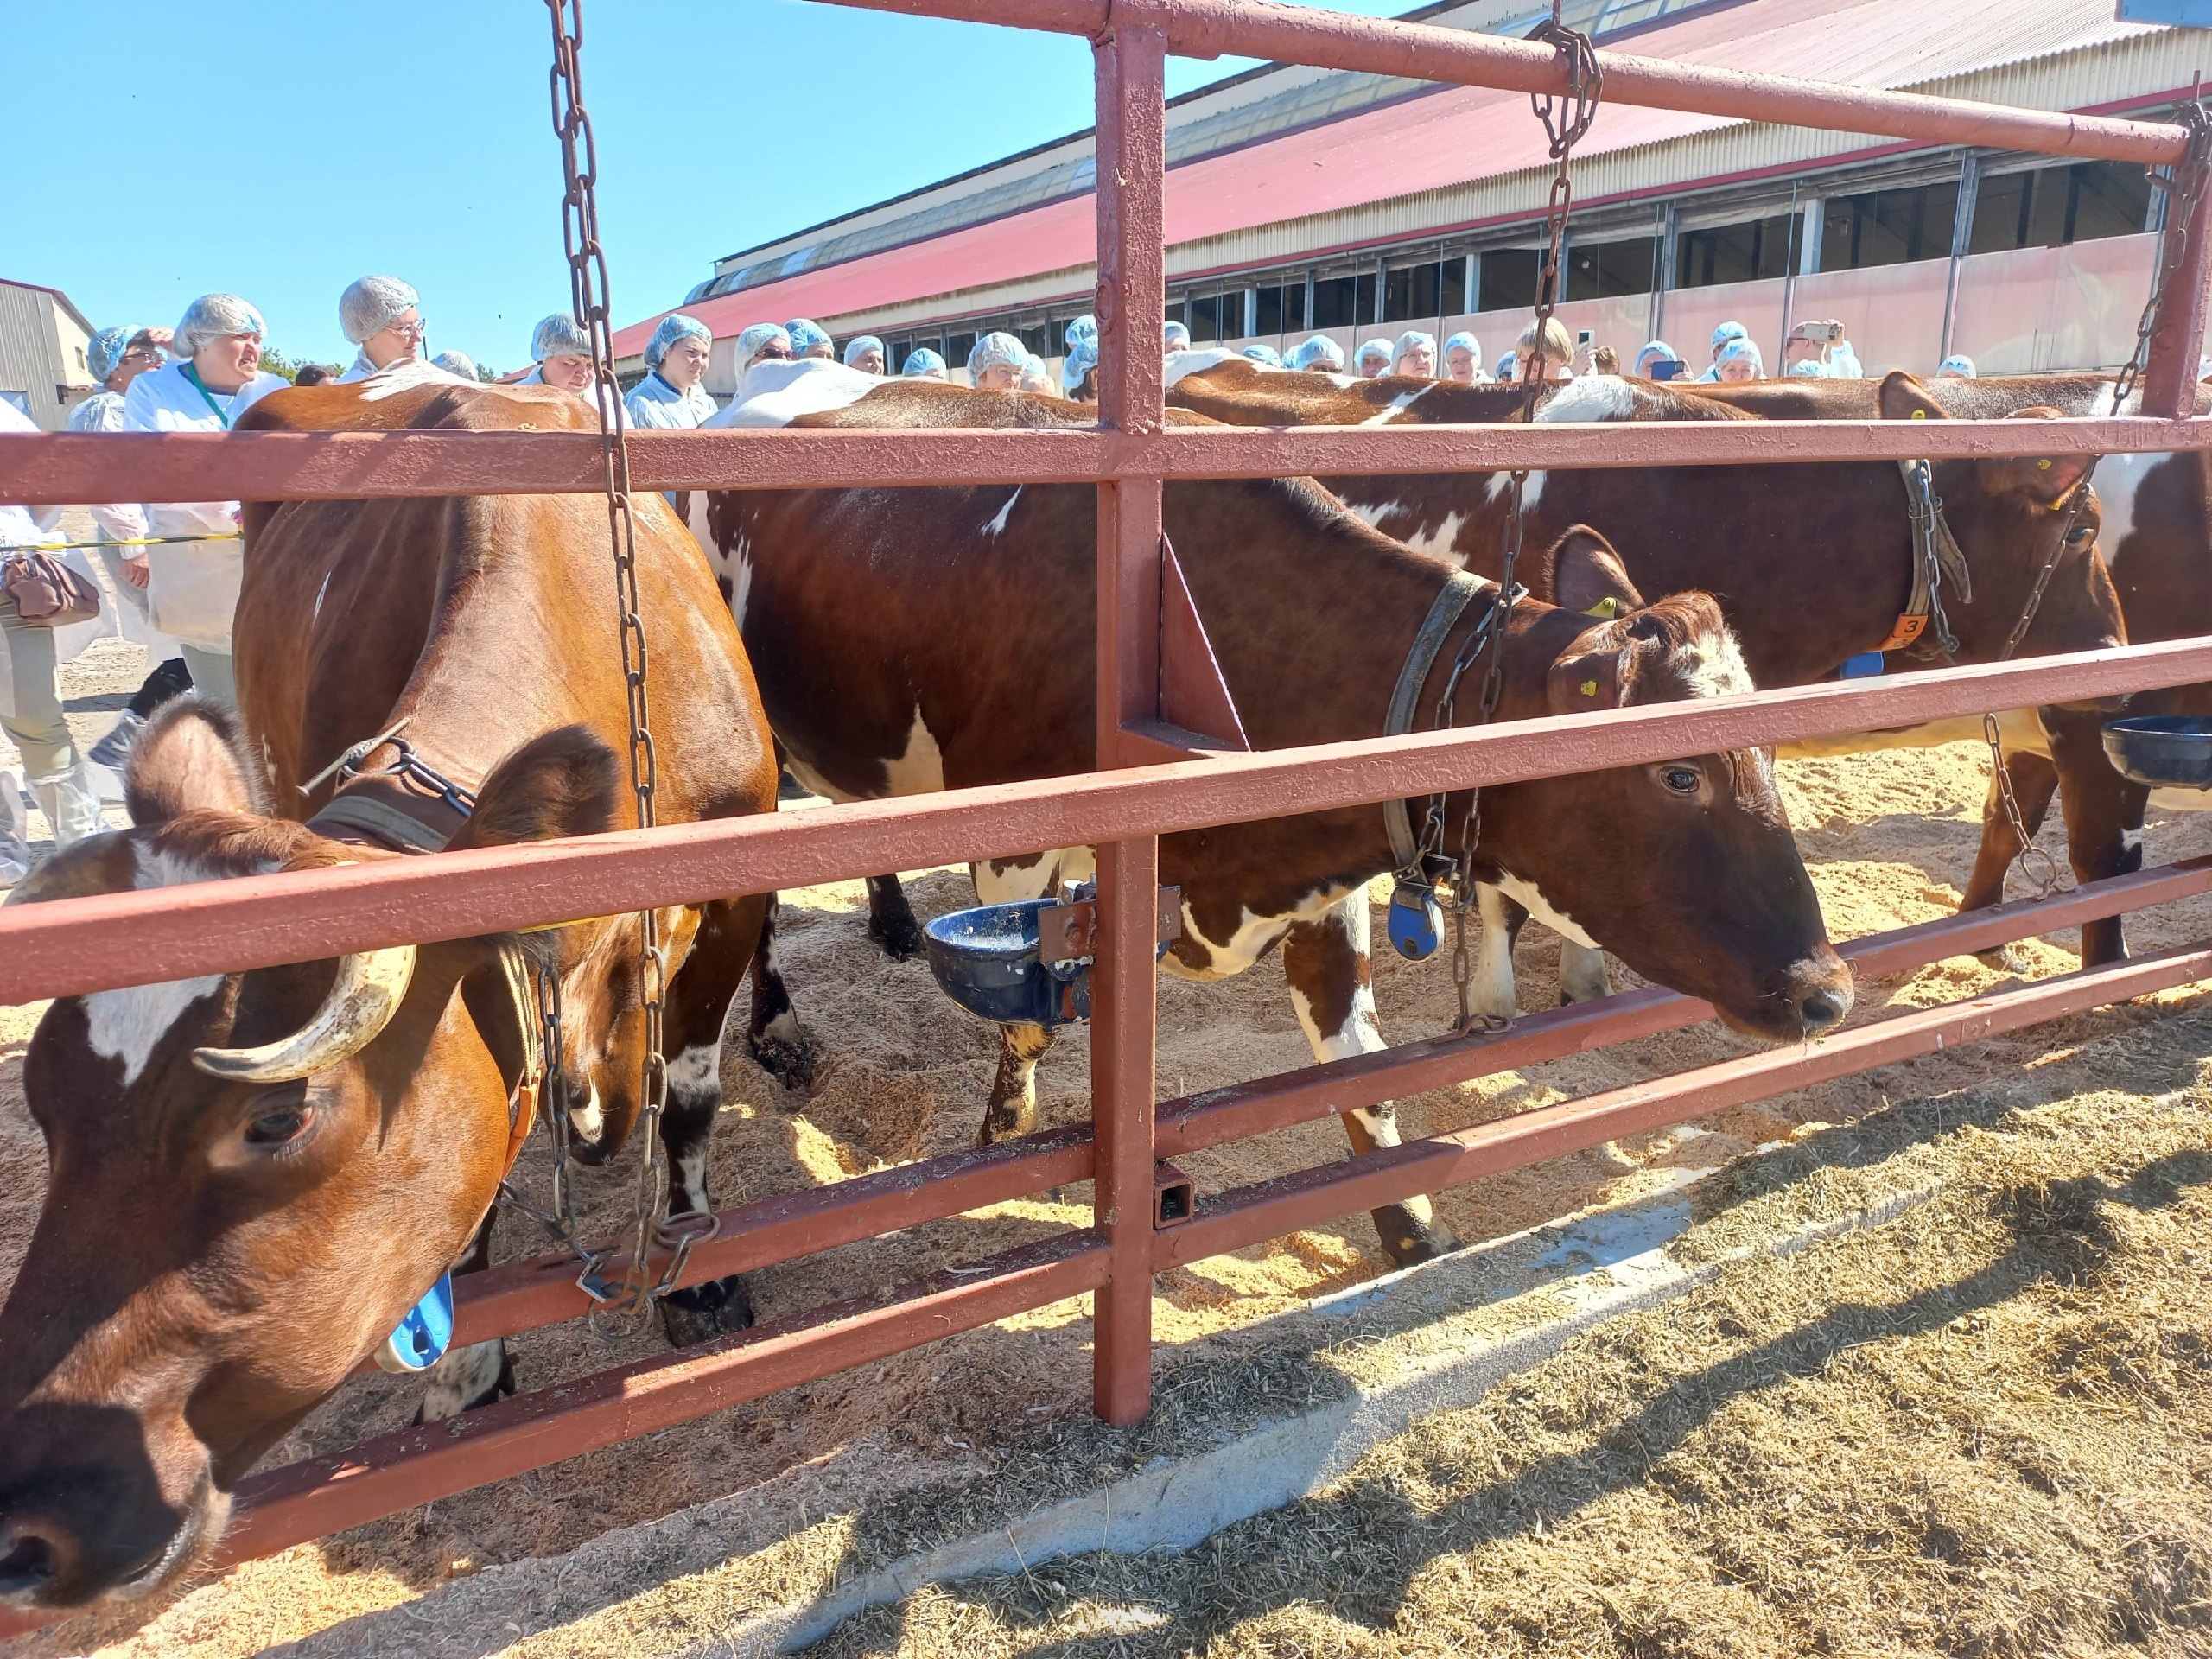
[2143,152,2212,420]
[1090,15,1166,1427]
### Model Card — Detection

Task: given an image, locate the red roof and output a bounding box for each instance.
[613,0,2148,355]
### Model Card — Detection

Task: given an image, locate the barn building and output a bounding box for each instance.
[611,0,2210,391]
[0,278,97,430]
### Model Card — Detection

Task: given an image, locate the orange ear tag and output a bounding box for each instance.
[1580,679,1599,697]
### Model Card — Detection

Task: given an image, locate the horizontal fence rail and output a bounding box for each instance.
[0,639,2207,1002]
[8,416,2212,505]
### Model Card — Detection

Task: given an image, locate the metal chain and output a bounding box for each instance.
[547,0,674,1340]
[1440,9,1602,1034]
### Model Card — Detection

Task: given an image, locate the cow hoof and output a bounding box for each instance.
[660,1274,755,1346]
[868,912,925,962]
[411,1344,515,1425]
[747,1031,817,1094]
[1375,1213,1458,1268]
[1975,943,2028,974]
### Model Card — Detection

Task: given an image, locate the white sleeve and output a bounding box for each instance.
[92,500,149,542]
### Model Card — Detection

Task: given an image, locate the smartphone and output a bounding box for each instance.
[1649,359,1685,381]
[1576,329,1594,346]
[1798,320,1842,342]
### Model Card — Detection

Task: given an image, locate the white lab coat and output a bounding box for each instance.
[336,349,467,386]
[65,390,171,656]
[124,360,287,653]
[624,371,715,430]
[0,400,121,715]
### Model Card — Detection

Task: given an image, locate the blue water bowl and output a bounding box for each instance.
[2101,715,2212,791]
[923,899,1086,1028]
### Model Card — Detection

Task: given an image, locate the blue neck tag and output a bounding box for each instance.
[1839,651,1885,679]
[373,1273,455,1374]
[1388,881,1445,961]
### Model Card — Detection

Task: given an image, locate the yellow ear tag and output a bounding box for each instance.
[1580,678,1599,697]
[1584,595,1618,620]
[1910,408,1927,419]
[2037,458,2052,469]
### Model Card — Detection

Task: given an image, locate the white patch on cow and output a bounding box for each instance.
[1358,390,1426,425]
[982,487,1022,537]
[1780,704,2049,762]
[1497,871,1599,950]
[419,1340,508,1422]
[683,490,715,559]
[1535,374,1638,423]
[666,1042,719,1104]
[1471,884,1521,1019]
[674,1149,709,1217]
[2090,448,2151,564]
[569,1080,603,1141]
[1484,468,1547,511]
[1322,372,1360,390]
[312,569,331,619]
[884,707,945,796]
[784,753,855,804]
[1164,348,1243,385]
[1351,500,1403,530]
[713,359,878,429]
[1402,511,1466,561]
[83,976,224,1088]
[1170,884,1349,983]
[1673,628,1754,700]
[1557,940,1614,1003]
[973,848,1095,905]
[356,359,464,403]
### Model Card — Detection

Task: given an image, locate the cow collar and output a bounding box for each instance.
[301,719,480,855]
[1382,568,1490,877]
[1875,459,1971,657]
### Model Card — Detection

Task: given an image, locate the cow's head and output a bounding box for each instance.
[1878,373,2125,677]
[0,702,616,1610]
[1479,529,1852,1043]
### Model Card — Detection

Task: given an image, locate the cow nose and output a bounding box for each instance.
[1798,984,1852,1037]
[0,1523,65,1601]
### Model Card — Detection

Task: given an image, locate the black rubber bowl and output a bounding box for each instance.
[2101,715,2212,791]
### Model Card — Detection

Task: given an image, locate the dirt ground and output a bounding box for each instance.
[3,523,2210,1655]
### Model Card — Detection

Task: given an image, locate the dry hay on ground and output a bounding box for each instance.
[3,619,2211,1658]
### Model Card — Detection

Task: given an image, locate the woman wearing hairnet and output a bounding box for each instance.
[1287,334,1344,373]
[733,322,795,384]
[785,320,835,361]
[1390,330,1438,378]
[626,314,717,429]
[0,398,118,861]
[1936,353,1974,378]
[843,335,887,376]
[968,332,1028,391]
[334,276,448,384]
[1632,340,1676,378]
[520,313,594,392]
[124,293,287,710]
[1163,320,1192,356]
[1354,339,1394,378]
[71,327,189,770]
[1697,320,1748,382]
[1061,315,1099,399]
[1714,337,1764,382]
[901,346,948,380]
[1442,332,1482,383]
[432,350,478,380]
[1240,343,1281,367]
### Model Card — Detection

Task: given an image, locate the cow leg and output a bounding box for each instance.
[1555,941,1613,1005]
[660,897,769,1344]
[865,874,925,961]
[1283,890,1458,1267]
[2045,706,2151,967]
[1470,884,1522,1020]
[416,1218,514,1422]
[1958,749,2059,968]
[744,893,817,1092]
[980,1023,1055,1146]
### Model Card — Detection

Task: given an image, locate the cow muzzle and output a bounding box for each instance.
[0,1424,225,1609]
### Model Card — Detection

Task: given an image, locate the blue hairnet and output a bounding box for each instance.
[1066,315,1097,353]
[785,319,831,357]
[842,334,887,369]
[645,312,711,370]
[1710,320,1748,354]
[1495,351,1519,382]
[902,347,947,378]
[1786,359,1825,378]
[1390,330,1437,372]
[1287,334,1344,372]
[1240,343,1281,367]
[174,293,265,359]
[1356,339,1393,371]
[1936,354,1974,378]
[1634,340,1675,375]
[967,331,1028,379]
[1164,320,1192,352]
[1444,331,1479,358]
[531,313,591,363]
[340,275,418,345]
[432,349,478,380]
[1717,337,1764,373]
[1062,332,1099,393]
[86,325,147,385]
[734,322,793,375]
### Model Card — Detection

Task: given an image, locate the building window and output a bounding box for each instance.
[1382,259,1445,323]
[1311,273,1363,328]
[946,331,976,367]
[1187,292,1226,343]
[1254,280,1306,335]
[1478,248,1541,311]
[1570,235,1656,299]
[1675,213,1796,288]
[1817,181,1957,271]
[1968,161,2154,255]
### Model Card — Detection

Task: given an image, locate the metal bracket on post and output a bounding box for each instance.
[1157,535,1250,755]
[1038,886,1182,965]
[1152,1162,1195,1228]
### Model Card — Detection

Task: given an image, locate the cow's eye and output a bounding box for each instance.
[245,1103,315,1147]
[1661,766,1700,795]
[2064,524,2095,548]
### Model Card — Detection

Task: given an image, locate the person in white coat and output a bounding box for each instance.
[70,327,192,769]
[624,314,716,429]
[0,399,119,878]
[123,292,287,709]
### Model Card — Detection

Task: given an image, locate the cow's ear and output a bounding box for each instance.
[448,727,619,851]
[1545,616,1631,712]
[1976,407,2094,506]
[1546,524,1646,616]
[125,697,269,827]
[1877,369,1946,423]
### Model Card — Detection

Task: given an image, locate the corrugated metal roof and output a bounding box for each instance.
[613,0,2185,353]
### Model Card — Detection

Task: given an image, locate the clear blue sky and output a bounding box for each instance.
[6,0,1421,375]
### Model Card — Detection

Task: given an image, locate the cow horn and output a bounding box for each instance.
[191,945,417,1083]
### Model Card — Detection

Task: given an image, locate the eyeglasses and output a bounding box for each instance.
[753,343,793,361]
[119,347,164,365]
[386,315,429,340]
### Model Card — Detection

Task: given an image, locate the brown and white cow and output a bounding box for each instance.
[1166,355,2124,977]
[696,364,1853,1272]
[0,372,789,1611]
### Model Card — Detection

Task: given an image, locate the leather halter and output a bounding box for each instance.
[1873,458,1973,656]
[1383,568,1489,877]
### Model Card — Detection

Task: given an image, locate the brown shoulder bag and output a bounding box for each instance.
[3,552,103,628]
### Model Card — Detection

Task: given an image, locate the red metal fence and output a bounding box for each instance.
[4,0,2212,1617]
